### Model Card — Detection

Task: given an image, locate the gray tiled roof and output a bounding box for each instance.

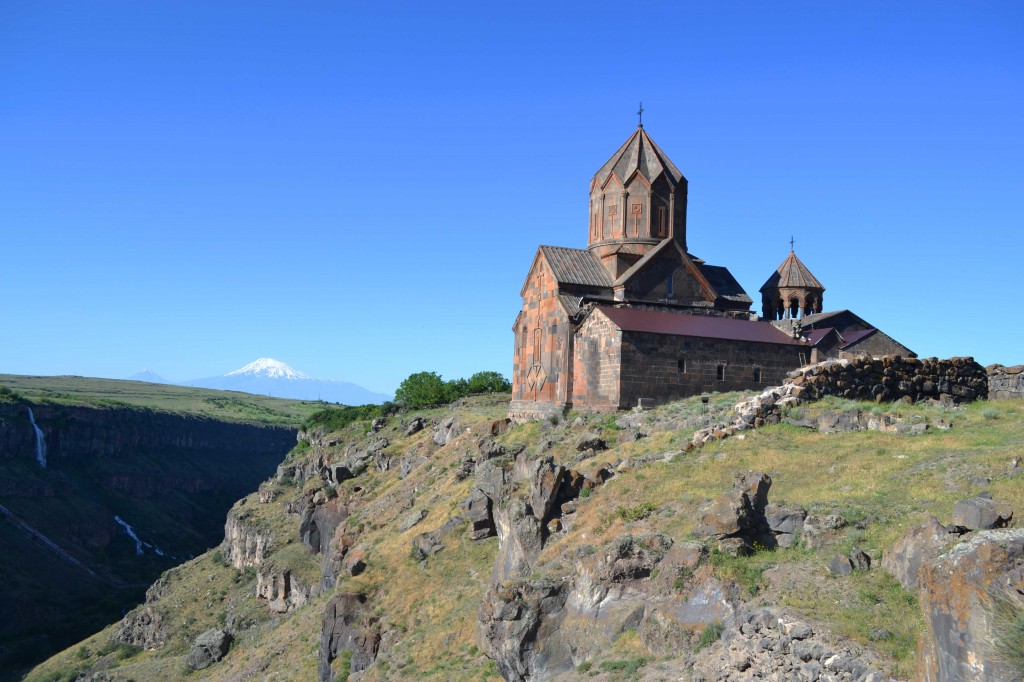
[539,246,613,288]
[760,251,825,292]
[592,127,685,190]
[700,264,753,304]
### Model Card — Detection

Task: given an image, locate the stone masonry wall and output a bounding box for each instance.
[788,355,987,404]
[571,311,622,412]
[512,258,568,409]
[618,332,806,410]
[987,364,1024,399]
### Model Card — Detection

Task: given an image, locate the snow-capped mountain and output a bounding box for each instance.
[186,358,390,405]
[127,369,170,384]
[225,358,311,380]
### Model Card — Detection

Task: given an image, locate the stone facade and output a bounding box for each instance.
[511,125,915,420]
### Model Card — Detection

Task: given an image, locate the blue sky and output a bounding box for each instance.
[2,1,1022,395]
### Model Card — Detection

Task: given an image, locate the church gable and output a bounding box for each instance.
[621,248,709,304]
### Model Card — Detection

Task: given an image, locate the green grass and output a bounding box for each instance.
[0,374,325,426]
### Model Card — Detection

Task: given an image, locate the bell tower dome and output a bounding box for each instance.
[760,247,825,320]
[587,125,688,278]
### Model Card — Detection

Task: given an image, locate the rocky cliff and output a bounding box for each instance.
[24,366,1024,682]
[0,398,297,679]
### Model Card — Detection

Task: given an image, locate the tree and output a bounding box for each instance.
[466,371,511,394]
[394,371,449,408]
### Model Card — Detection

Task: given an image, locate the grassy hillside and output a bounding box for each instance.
[0,374,327,426]
[27,393,1024,682]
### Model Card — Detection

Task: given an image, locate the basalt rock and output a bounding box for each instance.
[185,628,231,670]
[318,592,380,682]
[696,471,776,552]
[478,578,572,682]
[882,516,958,591]
[917,528,1024,682]
[951,495,1014,532]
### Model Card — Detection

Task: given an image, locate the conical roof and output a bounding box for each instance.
[760,251,825,292]
[592,126,685,190]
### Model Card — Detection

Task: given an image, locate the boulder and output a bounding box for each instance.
[918,528,1024,682]
[411,532,445,561]
[882,515,958,590]
[951,495,1014,531]
[465,491,495,541]
[849,548,872,572]
[432,417,461,446]
[828,554,853,576]
[529,457,565,524]
[403,416,426,436]
[398,508,427,532]
[574,433,607,452]
[695,471,774,550]
[185,628,231,670]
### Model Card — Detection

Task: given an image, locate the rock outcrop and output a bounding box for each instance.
[696,471,785,554]
[917,528,1024,682]
[882,516,959,591]
[689,608,894,682]
[318,592,380,682]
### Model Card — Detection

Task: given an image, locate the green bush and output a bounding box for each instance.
[305,404,385,432]
[697,620,724,650]
[598,657,646,673]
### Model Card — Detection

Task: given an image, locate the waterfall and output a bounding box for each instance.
[26,407,47,468]
[114,516,145,556]
[114,515,165,557]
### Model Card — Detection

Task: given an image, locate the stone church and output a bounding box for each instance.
[510,124,913,420]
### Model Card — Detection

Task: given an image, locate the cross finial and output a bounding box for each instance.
[790,235,795,251]
[637,102,644,128]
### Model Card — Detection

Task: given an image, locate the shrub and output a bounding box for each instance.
[983,407,999,420]
[598,657,646,673]
[697,620,724,650]
[305,404,384,432]
[616,502,656,523]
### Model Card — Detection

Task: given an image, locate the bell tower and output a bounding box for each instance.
[587,124,688,278]
[760,245,825,320]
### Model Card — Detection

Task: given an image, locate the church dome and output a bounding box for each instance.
[760,249,825,320]
[587,126,689,277]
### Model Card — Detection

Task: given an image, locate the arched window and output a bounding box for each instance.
[716,364,725,381]
[677,355,687,373]
[790,297,800,319]
[666,276,674,297]
[656,206,667,237]
[753,367,762,383]
[533,328,542,364]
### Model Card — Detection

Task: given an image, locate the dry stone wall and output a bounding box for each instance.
[987,363,1024,399]
[690,355,985,449]
[788,355,988,404]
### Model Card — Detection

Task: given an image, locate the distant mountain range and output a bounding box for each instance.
[127,369,170,384]
[128,358,391,405]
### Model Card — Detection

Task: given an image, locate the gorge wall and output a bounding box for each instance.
[0,400,297,679]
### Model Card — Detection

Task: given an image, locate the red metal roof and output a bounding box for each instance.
[596,306,808,346]
[839,328,877,348]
